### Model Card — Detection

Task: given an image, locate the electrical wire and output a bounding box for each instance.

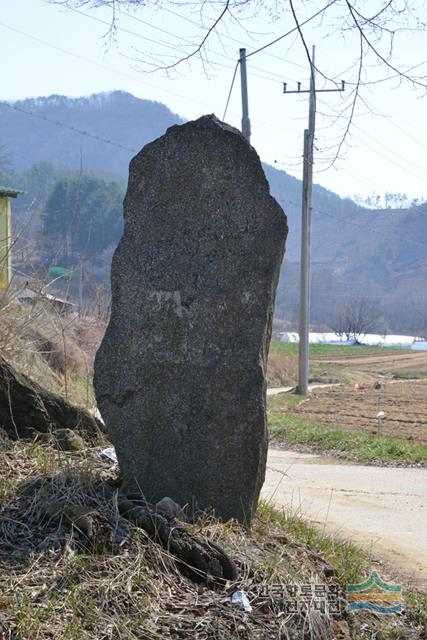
[245,0,339,59]
[4,6,425,204]
[0,20,215,111]
[160,6,307,69]
[113,7,296,84]
[349,130,427,184]
[361,96,427,154]
[222,61,239,120]
[71,6,295,86]
[0,19,289,134]
[0,100,138,153]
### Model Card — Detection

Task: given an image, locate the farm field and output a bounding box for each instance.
[285,380,427,443]
[268,342,427,447]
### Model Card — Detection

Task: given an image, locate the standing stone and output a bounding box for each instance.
[94,115,287,526]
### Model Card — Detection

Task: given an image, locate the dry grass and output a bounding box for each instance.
[1,436,424,640]
[0,302,106,409]
[267,352,298,388]
[0,437,335,640]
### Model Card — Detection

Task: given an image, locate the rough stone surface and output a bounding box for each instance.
[94,115,287,526]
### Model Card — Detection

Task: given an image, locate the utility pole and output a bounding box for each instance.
[78,262,84,318]
[298,45,316,396]
[239,48,251,143]
[283,47,345,395]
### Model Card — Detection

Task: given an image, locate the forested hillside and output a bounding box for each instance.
[0,92,183,175]
[1,91,426,333]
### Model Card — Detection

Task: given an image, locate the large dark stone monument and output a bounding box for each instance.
[94,115,287,526]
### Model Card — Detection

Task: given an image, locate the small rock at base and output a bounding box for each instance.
[53,428,86,451]
[155,496,186,521]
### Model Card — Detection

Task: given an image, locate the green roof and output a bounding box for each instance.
[0,186,23,198]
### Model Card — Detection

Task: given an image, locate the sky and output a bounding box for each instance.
[1,0,427,201]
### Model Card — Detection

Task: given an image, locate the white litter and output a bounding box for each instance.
[231,590,252,613]
[100,447,118,463]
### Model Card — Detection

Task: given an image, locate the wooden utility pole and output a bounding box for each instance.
[283,47,345,395]
[239,48,251,143]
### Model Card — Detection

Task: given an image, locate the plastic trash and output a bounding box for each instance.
[100,447,118,463]
[231,590,252,613]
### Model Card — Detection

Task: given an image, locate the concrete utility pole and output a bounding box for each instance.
[239,48,251,143]
[283,47,345,395]
[298,46,316,396]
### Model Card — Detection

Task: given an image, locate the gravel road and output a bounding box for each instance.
[262,449,427,589]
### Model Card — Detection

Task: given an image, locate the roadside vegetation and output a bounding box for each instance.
[269,404,427,464]
[257,500,368,586]
[1,435,425,639]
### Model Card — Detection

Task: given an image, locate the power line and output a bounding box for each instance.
[75,2,338,90]
[0,100,138,152]
[160,6,307,69]
[350,130,427,183]
[24,8,424,178]
[222,62,239,120]
[246,0,338,59]
[386,119,427,153]
[72,7,192,60]
[0,20,289,135]
[310,91,427,187]
[361,96,427,154]
[0,21,215,110]
[350,122,427,182]
[221,0,340,137]
[114,7,295,84]
[72,6,294,86]
[6,8,424,201]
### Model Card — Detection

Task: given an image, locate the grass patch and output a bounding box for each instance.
[268,392,305,411]
[390,370,427,380]
[257,500,368,585]
[269,411,427,464]
[270,340,407,357]
[405,591,427,634]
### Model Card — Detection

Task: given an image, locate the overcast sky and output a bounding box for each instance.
[2,0,427,202]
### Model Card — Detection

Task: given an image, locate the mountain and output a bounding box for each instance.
[0,91,183,175]
[1,91,425,333]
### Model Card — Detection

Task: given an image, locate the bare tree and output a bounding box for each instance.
[332,297,383,343]
[48,1,427,165]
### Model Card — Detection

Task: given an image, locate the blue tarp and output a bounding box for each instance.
[412,341,427,351]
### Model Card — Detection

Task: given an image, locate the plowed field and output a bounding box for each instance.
[286,349,427,444]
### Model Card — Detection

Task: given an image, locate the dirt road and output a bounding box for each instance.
[262,449,427,589]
